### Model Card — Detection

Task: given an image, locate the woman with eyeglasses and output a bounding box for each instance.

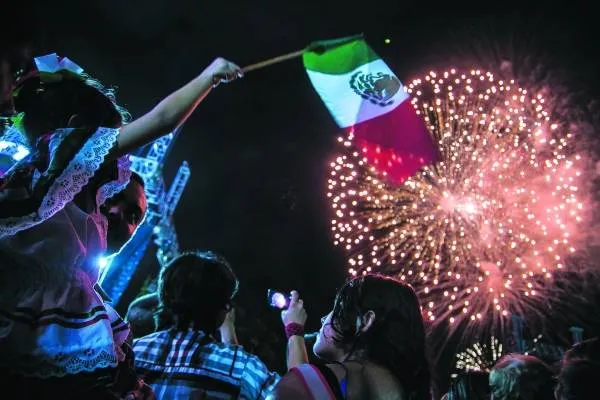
[270,274,431,400]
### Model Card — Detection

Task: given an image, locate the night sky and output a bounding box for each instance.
[7,0,600,392]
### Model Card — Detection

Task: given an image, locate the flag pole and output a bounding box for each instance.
[242,49,305,73]
[241,33,363,74]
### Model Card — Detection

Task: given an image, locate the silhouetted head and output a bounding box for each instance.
[126,292,159,338]
[157,251,239,332]
[13,57,129,143]
[555,338,600,400]
[490,354,554,400]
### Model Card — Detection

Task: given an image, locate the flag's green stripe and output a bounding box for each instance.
[303,39,380,75]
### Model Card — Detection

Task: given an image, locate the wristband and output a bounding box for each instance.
[285,322,305,339]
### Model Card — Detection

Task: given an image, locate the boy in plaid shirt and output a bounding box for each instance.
[133,251,280,399]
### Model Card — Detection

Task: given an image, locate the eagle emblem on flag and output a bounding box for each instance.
[349,71,401,106]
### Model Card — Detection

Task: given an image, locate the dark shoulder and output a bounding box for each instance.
[338,361,408,400]
[269,368,311,400]
[325,363,347,381]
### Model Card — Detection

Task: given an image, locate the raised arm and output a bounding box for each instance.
[282,291,309,370]
[116,57,242,155]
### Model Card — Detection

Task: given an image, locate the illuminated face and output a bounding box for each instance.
[102,178,147,254]
[313,311,344,361]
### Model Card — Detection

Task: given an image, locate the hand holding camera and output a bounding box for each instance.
[280,290,307,328]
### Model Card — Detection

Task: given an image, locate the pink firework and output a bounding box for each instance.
[327,68,586,332]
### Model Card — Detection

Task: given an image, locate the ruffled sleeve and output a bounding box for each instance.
[0,127,131,238]
[96,155,132,208]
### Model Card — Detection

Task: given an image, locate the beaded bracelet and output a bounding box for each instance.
[285,322,305,339]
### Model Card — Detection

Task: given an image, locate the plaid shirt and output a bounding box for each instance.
[133,329,280,399]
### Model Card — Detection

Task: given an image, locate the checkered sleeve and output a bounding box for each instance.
[239,355,281,400]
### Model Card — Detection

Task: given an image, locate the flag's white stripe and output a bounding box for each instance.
[306,59,409,128]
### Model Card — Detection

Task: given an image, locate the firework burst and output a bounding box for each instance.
[328,68,586,332]
[455,336,503,372]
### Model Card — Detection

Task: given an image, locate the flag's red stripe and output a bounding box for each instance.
[348,100,439,184]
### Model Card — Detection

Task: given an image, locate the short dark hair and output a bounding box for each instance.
[126,293,159,338]
[157,251,239,332]
[490,354,555,400]
[556,338,600,400]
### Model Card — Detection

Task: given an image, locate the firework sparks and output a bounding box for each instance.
[456,336,503,372]
[328,68,585,330]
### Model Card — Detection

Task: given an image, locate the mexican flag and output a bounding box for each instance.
[303,35,439,184]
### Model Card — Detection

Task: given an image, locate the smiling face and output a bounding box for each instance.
[102,178,147,254]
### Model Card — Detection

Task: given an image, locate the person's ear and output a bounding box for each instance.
[356,310,376,334]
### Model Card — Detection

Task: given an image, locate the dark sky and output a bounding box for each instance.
[8,0,600,388]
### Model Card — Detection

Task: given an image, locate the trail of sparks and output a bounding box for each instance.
[328,68,584,330]
[455,336,503,372]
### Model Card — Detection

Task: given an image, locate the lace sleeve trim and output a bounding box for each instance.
[0,127,121,237]
[96,155,132,207]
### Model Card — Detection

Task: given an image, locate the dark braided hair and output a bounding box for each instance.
[13,73,130,144]
[157,251,239,332]
[329,274,431,400]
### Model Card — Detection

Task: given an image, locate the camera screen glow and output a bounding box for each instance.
[270,292,288,309]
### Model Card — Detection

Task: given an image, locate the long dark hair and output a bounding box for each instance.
[13,72,130,143]
[329,274,431,400]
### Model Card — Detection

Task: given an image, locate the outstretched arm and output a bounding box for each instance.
[116,57,242,155]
